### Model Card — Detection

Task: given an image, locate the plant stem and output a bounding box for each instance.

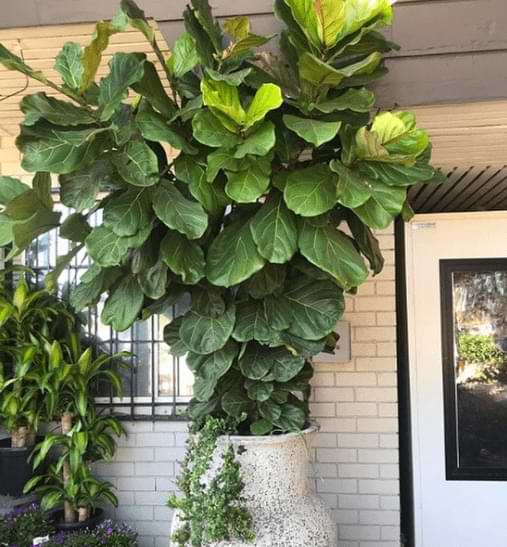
[61,412,76,524]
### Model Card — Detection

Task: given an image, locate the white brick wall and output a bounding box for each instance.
[1,141,400,547]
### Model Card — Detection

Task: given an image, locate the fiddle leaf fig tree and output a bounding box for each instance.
[0,0,444,435]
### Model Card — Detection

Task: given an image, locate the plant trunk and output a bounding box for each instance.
[61,413,76,524]
[11,425,35,448]
[78,506,90,522]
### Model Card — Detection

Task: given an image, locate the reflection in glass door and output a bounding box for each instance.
[441,259,507,480]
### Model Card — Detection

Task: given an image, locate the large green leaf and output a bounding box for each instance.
[113,140,159,187]
[245,264,286,299]
[192,110,241,148]
[244,83,283,129]
[283,0,322,47]
[283,277,344,340]
[245,379,274,402]
[284,164,337,217]
[85,226,130,267]
[238,342,274,380]
[136,109,196,155]
[190,340,238,383]
[336,0,393,44]
[207,220,265,287]
[234,121,276,159]
[270,351,305,382]
[315,0,346,48]
[233,300,272,343]
[180,304,236,354]
[131,61,176,118]
[283,115,341,147]
[0,177,30,205]
[55,42,84,91]
[205,67,253,87]
[153,180,208,239]
[167,32,200,78]
[20,93,96,127]
[160,230,205,284]
[371,111,429,158]
[206,150,241,182]
[315,88,375,113]
[275,403,305,431]
[102,275,144,331]
[17,124,103,174]
[98,52,146,121]
[345,211,384,275]
[202,78,246,125]
[360,158,441,187]
[60,213,91,242]
[330,160,372,208]
[190,0,223,53]
[0,44,50,85]
[11,209,61,251]
[138,259,168,299]
[352,179,406,229]
[163,316,189,357]
[299,51,382,87]
[225,164,270,203]
[60,160,112,212]
[0,213,14,246]
[250,192,297,264]
[298,220,368,289]
[103,187,151,236]
[222,386,251,418]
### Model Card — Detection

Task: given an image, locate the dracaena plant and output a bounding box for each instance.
[25,337,125,524]
[0,275,75,447]
[0,0,443,435]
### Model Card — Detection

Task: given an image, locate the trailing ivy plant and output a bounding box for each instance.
[168,416,255,546]
[0,0,444,435]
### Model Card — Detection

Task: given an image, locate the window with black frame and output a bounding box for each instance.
[22,205,193,420]
[441,259,507,480]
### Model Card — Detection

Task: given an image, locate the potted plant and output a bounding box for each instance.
[0,275,74,496]
[0,0,443,543]
[24,337,125,531]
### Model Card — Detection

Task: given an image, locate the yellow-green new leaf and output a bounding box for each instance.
[245,83,283,129]
[202,78,246,125]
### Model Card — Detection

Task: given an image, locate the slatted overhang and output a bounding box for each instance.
[407,100,507,213]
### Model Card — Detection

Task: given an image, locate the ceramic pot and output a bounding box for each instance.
[0,436,42,497]
[170,424,337,547]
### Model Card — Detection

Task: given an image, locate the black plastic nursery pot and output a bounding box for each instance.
[54,507,104,533]
[0,437,36,497]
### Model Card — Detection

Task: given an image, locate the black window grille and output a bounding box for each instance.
[20,204,193,420]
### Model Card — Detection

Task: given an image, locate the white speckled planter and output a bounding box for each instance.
[170,423,337,547]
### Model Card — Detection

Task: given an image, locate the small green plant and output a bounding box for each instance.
[457,332,506,382]
[0,275,75,447]
[0,503,54,547]
[168,416,255,546]
[25,337,126,524]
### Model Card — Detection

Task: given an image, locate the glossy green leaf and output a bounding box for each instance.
[250,418,273,435]
[202,77,246,125]
[55,42,84,91]
[258,399,282,422]
[167,32,200,78]
[160,230,205,284]
[137,109,196,155]
[298,221,369,289]
[138,259,168,299]
[233,300,272,343]
[316,88,375,114]
[337,0,393,44]
[246,379,274,402]
[245,264,286,300]
[206,150,241,182]
[163,316,189,357]
[190,0,223,53]
[114,140,159,187]
[244,83,283,129]
[330,160,372,208]
[234,121,276,158]
[238,342,273,380]
[21,93,96,127]
[190,340,238,382]
[270,351,305,382]
[0,214,14,246]
[0,177,30,206]
[283,0,322,47]
[207,220,265,287]
[345,211,384,275]
[275,403,305,431]
[283,115,341,147]
[192,110,241,148]
[17,124,103,175]
[222,386,251,418]
[153,180,208,239]
[98,52,146,121]
[284,164,337,217]
[371,111,429,158]
[225,165,270,203]
[60,160,112,212]
[85,225,130,267]
[180,304,236,354]
[282,277,344,340]
[131,61,176,118]
[12,209,61,251]
[250,192,297,264]
[103,187,151,236]
[102,276,144,331]
[60,213,91,242]
[315,0,346,47]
